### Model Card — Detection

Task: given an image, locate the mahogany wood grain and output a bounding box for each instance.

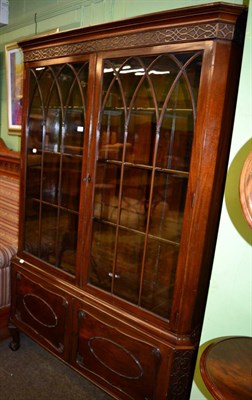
[200,336,252,400]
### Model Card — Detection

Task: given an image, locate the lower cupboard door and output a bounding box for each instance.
[72,307,170,400]
[11,270,70,357]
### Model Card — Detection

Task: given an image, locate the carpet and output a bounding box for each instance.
[0,333,113,400]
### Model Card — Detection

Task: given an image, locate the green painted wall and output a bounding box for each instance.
[0,1,251,399]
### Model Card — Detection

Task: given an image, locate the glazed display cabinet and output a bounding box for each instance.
[9,3,247,399]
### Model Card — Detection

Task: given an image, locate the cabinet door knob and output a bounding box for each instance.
[108,272,120,279]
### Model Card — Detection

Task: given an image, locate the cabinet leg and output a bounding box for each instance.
[8,323,20,351]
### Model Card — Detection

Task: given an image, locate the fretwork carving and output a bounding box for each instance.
[24,22,235,62]
[166,349,195,400]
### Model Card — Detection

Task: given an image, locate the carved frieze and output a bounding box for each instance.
[24,22,235,62]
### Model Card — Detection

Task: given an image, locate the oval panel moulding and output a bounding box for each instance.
[23,293,58,328]
[88,336,144,379]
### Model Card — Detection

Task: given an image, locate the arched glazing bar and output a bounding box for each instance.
[24,61,89,275]
[90,50,203,317]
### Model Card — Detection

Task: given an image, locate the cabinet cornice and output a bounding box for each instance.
[23,22,237,63]
[19,3,247,63]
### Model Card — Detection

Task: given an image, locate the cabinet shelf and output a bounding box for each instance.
[42,148,83,156]
[92,217,180,247]
[30,198,80,215]
[103,107,193,113]
[97,158,190,177]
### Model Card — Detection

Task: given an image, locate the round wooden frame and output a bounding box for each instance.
[240,151,252,228]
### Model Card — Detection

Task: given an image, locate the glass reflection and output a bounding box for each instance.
[89,221,117,291]
[24,61,89,275]
[141,239,179,318]
[90,51,202,319]
[113,229,144,303]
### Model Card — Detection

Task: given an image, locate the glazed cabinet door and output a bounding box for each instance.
[21,58,91,279]
[86,49,202,322]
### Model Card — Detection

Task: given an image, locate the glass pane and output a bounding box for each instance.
[53,210,78,275]
[29,68,47,109]
[141,239,178,318]
[62,63,87,155]
[24,61,89,277]
[40,204,57,263]
[157,110,194,171]
[126,111,155,165]
[26,152,42,203]
[42,152,60,204]
[149,171,188,243]
[102,62,123,108]
[99,111,124,161]
[113,229,144,304]
[27,114,43,152]
[24,200,40,257]
[64,109,84,155]
[61,155,82,211]
[24,203,55,263]
[28,72,43,152]
[89,221,116,291]
[89,51,202,320]
[120,167,149,231]
[94,163,121,223]
[45,108,61,152]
